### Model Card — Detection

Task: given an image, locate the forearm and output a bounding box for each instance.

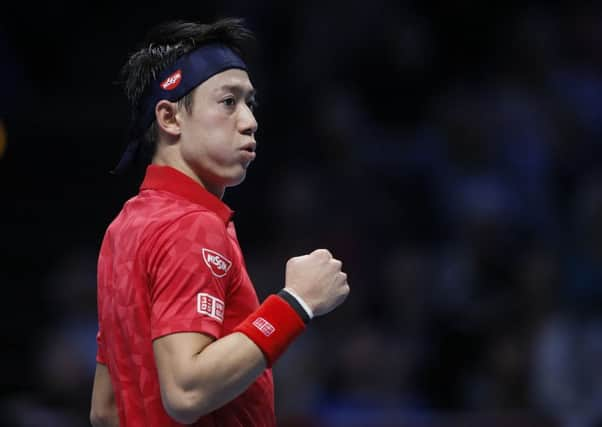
[189,332,266,410]
[155,332,266,423]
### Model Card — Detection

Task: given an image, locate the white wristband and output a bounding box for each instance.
[282,288,314,320]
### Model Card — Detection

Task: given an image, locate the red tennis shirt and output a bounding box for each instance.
[96,164,275,426]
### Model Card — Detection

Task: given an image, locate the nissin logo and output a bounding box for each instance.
[202,248,232,278]
[160,69,182,90]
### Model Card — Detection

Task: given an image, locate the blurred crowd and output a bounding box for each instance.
[2,1,602,426]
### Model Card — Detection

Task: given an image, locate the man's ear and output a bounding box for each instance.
[155,100,181,136]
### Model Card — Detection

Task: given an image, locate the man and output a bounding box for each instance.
[90,17,350,427]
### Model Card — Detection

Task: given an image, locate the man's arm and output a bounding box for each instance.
[153,331,265,424]
[154,248,349,424]
[90,363,119,427]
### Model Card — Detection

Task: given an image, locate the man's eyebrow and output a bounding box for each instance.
[218,84,257,98]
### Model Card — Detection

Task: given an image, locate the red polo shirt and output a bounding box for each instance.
[96,164,275,427]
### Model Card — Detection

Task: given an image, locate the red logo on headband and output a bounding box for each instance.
[160,69,182,91]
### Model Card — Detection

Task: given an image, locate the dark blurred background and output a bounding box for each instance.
[1,1,602,426]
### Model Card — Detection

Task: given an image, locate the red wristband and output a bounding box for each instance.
[233,294,306,367]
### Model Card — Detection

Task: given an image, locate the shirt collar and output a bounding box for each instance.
[140,164,234,224]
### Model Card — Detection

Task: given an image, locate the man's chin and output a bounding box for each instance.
[225,171,247,188]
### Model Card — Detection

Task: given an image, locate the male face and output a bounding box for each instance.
[177,69,258,195]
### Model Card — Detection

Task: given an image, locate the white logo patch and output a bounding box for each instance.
[202,248,232,278]
[252,317,275,336]
[197,293,224,322]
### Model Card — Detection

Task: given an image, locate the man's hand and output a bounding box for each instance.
[284,249,350,317]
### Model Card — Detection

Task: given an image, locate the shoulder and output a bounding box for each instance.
[148,206,231,257]
[146,210,234,281]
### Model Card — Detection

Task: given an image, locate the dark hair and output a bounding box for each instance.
[119,17,255,160]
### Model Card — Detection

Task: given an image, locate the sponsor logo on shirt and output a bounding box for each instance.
[202,248,232,278]
[160,69,182,90]
[252,317,275,336]
[197,293,224,322]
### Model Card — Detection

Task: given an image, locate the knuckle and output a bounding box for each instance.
[315,248,332,259]
[340,286,350,298]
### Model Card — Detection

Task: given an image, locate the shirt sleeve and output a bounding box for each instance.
[146,211,234,341]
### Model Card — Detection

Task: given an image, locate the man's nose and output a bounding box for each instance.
[239,104,258,136]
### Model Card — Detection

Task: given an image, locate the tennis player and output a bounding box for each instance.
[89,17,349,427]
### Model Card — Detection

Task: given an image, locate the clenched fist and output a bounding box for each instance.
[284,249,350,317]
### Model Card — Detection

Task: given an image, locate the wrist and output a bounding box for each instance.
[233,294,306,367]
[279,288,313,322]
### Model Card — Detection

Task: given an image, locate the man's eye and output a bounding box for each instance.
[222,97,236,107]
[247,99,258,111]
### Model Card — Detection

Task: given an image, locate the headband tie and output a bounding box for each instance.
[112,43,247,174]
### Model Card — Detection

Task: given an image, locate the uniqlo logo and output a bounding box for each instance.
[197,293,224,322]
[252,317,275,336]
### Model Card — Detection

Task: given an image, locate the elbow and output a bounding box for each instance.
[162,388,212,424]
[89,410,101,427]
[90,407,117,427]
